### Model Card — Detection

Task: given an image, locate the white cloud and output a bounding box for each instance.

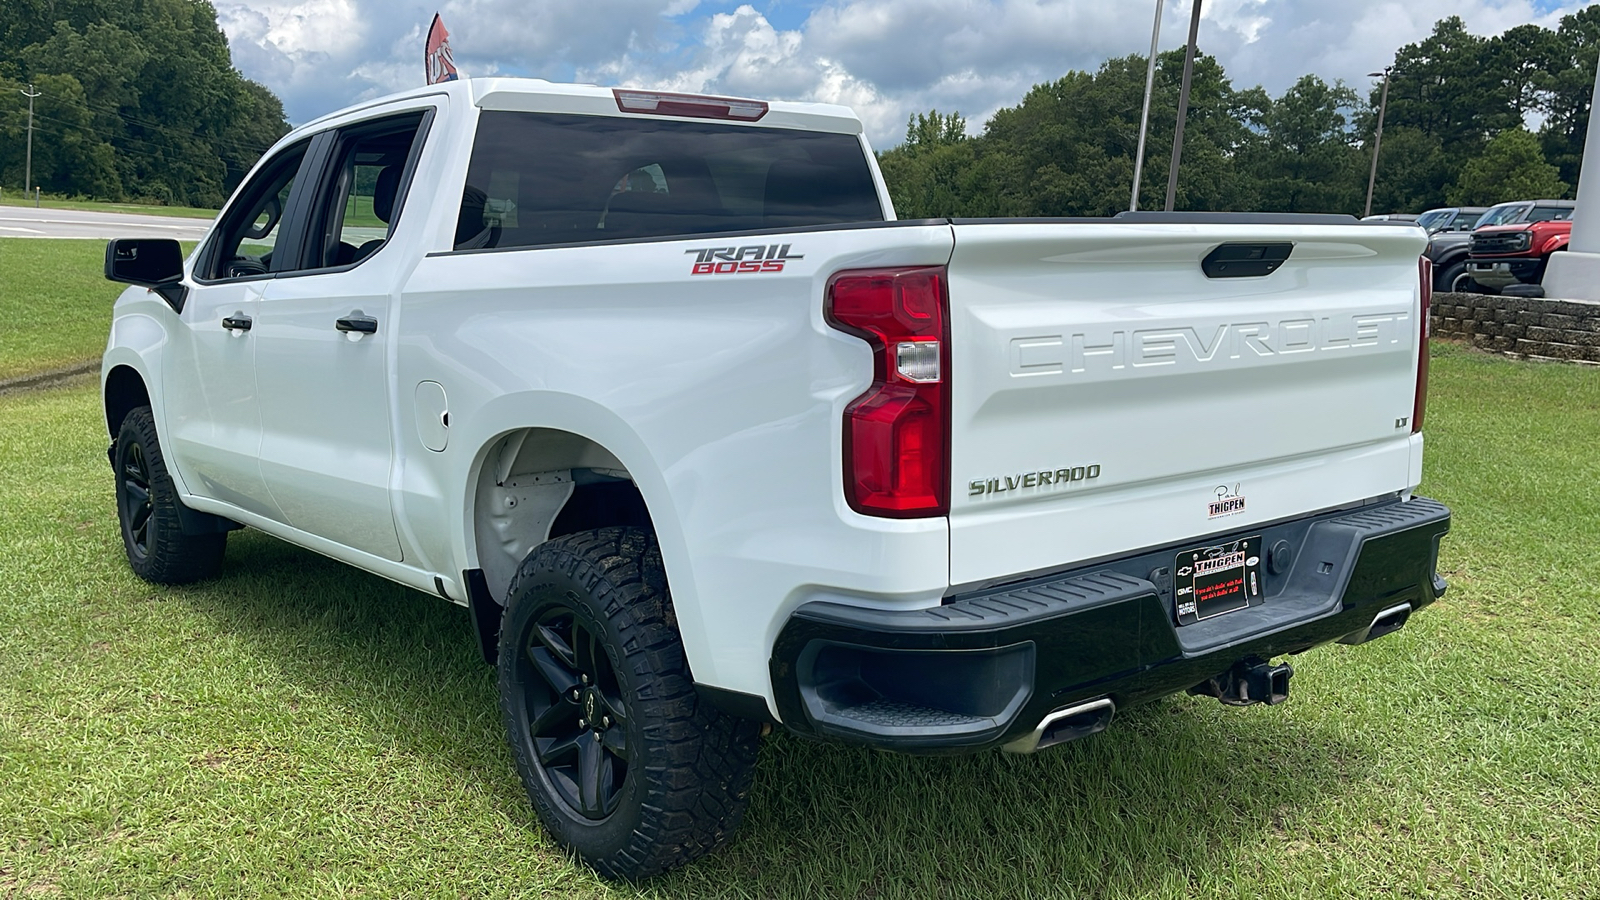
[1211,0,1580,95]
[218,0,429,119]
[216,0,1594,144]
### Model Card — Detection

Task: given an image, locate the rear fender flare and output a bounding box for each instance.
[453,391,706,676]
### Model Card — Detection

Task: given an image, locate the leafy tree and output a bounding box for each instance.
[1244,75,1365,213]
[980,50,1257,216]
[879,12,1591,220]
[0,71,120,197]
[0,0,288,205]
[1366,126,1451,214]
[903,110,968,150]
[1377,17,1521,153]
[1540,5,1600,188]
[1447,127,1567,204]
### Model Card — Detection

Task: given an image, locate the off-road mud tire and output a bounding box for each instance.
[113,406,226,584]
[497,527,762,881]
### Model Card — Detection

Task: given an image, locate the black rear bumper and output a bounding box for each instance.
[769,496,1450,753]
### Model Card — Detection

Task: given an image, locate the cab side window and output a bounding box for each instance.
[305,112,428,269]
[202,140,310,280]
[1527,207,1571,223]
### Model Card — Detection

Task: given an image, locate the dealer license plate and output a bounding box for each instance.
[1174,536,1263,625]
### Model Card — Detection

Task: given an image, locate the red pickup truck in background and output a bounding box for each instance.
[1465,199,1574,293]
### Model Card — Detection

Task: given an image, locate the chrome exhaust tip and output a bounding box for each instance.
[1340,602,1412,645]
[1001,697,1115,754]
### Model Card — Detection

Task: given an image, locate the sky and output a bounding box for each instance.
[215,0,1595,148]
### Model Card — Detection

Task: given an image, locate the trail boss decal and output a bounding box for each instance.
[687,244,803,275]
[969,464,1101,498]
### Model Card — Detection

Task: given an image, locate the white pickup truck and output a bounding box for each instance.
[102,77,1451,879]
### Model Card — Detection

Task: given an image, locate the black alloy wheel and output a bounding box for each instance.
[498,527,762,881]
[112,406,227,584]
[518,605,630,819]
[119,439,155,562]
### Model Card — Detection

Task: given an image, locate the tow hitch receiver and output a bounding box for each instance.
[1189,656,1293,707]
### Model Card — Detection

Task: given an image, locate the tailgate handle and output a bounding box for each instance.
[1202,242,1293,278]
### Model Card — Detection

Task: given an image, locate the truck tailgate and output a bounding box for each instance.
[946,221,1428,587]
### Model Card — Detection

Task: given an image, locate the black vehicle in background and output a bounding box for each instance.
[1425,201,1573,293]
[1416,206,1488,235]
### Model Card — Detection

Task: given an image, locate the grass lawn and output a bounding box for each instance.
[0,195,217,219]
[0,239,202,383]
[1,346,1597,898]
[0,239,122,381]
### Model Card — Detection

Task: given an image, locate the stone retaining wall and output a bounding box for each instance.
[1430,291,1600,365]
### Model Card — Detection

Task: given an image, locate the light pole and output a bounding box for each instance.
[1363,67,1392,218]
[1130,0,1165,211]
[20,83,40,197]
[1164,0,1203,212]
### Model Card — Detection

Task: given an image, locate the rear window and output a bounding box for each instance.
[455,111,883,251]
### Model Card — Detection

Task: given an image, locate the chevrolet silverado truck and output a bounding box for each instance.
[100,78,1451,880]
[1465,200,1575,292]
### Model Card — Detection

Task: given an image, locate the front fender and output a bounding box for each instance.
[102,296,170,419]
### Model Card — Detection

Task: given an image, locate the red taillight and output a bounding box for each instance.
[612,89,768,121]
[1414,256,1431,434]
[826,267,950,517]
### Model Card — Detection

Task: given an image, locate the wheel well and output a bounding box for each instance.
[550,481,652,539]
[471,428,655,604]
[104,366,150,438]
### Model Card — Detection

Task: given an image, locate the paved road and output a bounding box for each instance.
[0,205,214,241]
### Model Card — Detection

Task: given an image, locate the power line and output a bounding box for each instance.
[28,113,238,180]
[0,78,276,159]
[65,91,275,156]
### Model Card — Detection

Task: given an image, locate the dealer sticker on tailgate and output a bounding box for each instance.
[1174,536,1263,625]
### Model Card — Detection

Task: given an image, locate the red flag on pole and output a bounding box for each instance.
[425,13,459,84]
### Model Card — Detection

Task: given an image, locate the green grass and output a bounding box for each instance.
[0,239,123,381]
[342,193,385,230]
[1,348,1597,897]
[0,195,217,219]
[0,239,201,382]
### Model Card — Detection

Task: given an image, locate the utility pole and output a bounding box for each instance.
[1363,67,1393,219]
[1164,0,1203,212]
[20,84,41,199]
[1130,0,1165,211]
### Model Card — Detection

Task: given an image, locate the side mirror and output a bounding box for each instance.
[105,238,187,311]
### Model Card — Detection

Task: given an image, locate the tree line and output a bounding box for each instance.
[0,0,289,208]
[879,11,1600,219]
[1,6,1594,215]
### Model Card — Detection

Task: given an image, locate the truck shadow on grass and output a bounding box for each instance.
[192,529,1371,899]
